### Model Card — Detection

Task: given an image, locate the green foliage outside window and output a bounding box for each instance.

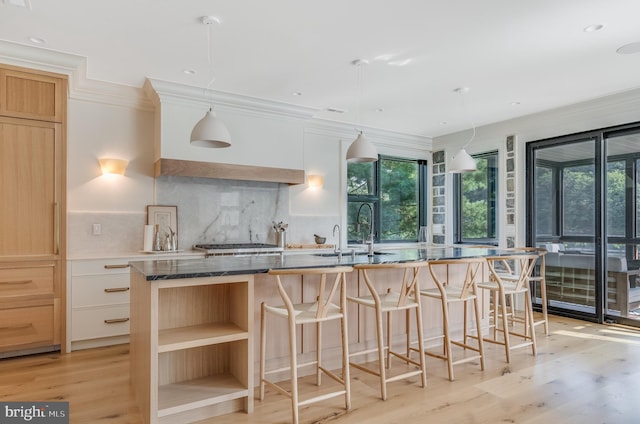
[457,153,498,243]
[347,157,424,243]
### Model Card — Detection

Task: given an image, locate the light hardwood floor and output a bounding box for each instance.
[1,315,639,423]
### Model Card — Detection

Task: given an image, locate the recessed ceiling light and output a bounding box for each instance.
[292,91,302,96]
[616,42,640,55]
[511,101,521,106]
[28,37,46,44]
[183,69,196,75]
[583,24,604,33]
[439,121,448,125]
[201,15,221,25]
[453,87,470,94]
[375,108,384,112]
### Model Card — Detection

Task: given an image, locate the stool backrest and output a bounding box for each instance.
[427,258,484,298]
[268,266,353,319]
[486,254,537,290]
[354,262,427,307]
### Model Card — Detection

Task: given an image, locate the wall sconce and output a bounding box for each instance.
[307,174,324,189]
[99,158,129,176]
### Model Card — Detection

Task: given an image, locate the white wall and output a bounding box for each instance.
[67,99,155,212]
[433,87,640,247]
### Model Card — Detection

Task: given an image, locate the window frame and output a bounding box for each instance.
[347,155,428,244]
[453,150,499,246]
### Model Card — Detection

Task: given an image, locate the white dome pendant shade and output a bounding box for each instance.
[448,87,477,173]
[190,16,231,149]
[347,131,378,162]
[190,107,231,148]
[449,148,477,173]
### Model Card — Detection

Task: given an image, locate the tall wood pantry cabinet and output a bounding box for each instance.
[0,64,67,357]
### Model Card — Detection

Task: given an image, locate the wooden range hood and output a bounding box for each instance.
[154,158,305,185]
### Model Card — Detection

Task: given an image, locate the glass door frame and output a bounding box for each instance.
[526,121,640,326]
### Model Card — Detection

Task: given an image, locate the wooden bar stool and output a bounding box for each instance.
[478,255,537,363]
[495,247,549,336]
[260,266,353,424]
[417,257,485,381]
[347,262,427,400]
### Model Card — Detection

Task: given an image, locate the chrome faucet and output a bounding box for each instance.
[333,224,342,255]
[356,203,375,256]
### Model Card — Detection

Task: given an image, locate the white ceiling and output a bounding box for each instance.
[2,0,640,139]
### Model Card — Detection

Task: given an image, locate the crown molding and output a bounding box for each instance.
[0,40,83,75]
[145,78,319,121]
[0,40,152,111]
[305,118,432,152]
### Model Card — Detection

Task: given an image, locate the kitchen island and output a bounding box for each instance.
[129,246,505,424]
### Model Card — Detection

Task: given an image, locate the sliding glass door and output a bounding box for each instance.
[529,138,598,317]
[527,122,640,326]
[605,131,640,322]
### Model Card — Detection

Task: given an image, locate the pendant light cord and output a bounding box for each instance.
[457,88,476,150]
[206,21,215,89]
[352,59,369,134]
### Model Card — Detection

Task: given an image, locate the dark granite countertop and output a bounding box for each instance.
[129,246,508,281]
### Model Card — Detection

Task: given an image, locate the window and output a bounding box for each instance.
[454,151,498,245]
[347,156,427,243]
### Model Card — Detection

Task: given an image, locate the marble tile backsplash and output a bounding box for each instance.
[156,176,289,248]
[68,211,146,256]
[68,177,341,256]
[156,176,341,248]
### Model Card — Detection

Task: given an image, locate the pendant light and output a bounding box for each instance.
[346,59,378,163]
[190,16,231,148]
[449,87,477,173]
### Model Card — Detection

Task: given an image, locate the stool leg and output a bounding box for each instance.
[386,310,392,369]
[316,321,322,385]
[288,313,299,424]
[405,308,411,360]
[499,290,511,363]
[525,289,537,356]
[415,297,428,388]
[441,299,454,381]
[472,295,485,371]
[259,302,266,401]
[463,299,469,345]
[375,306,387,400]
[341,312,351,410]
[340,275,351,410]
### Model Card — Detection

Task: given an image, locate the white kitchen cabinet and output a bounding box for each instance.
[67,254,203,351]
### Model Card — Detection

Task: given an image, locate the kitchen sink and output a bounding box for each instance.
[313,251,392,257]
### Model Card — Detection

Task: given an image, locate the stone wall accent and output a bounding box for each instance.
[505,135,516,248]
[432,150,446,244]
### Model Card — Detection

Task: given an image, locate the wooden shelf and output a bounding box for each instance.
[154,158,305,185]
[158,323,248,353]
[157,374,248,418]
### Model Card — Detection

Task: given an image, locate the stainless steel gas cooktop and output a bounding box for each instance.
[193,243,283,256]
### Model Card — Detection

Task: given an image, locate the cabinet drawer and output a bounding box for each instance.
[72,305,130,341]
[71,259,132,276]
[0,266,54,301]
[72,275,130,307]
[0,305,54,351]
